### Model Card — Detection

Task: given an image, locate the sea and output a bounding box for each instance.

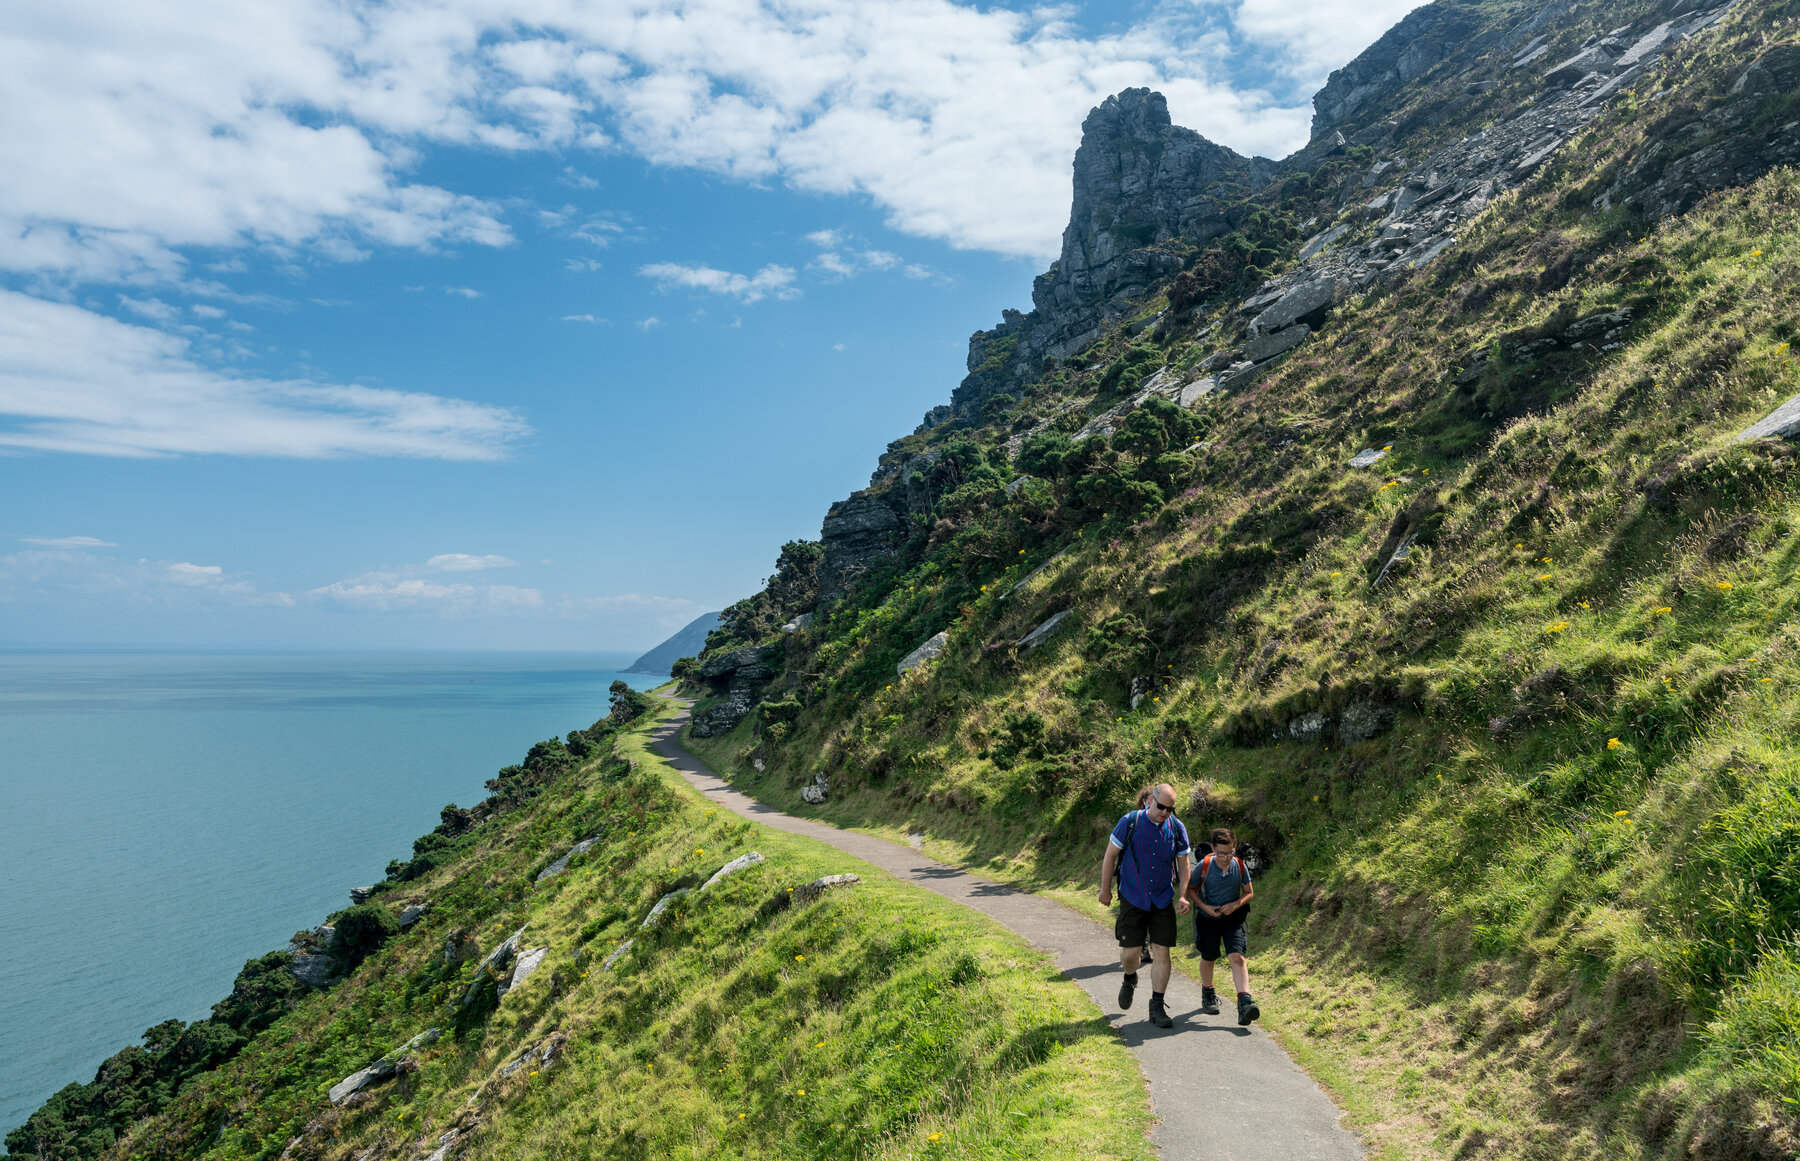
[0,651,668,1137]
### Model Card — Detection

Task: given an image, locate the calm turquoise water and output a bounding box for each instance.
[0,651,667,1136]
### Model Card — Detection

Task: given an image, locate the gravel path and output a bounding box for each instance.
[648,698,1364,1161]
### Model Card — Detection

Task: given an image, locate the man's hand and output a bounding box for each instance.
[1098,887,1112,907]
[1175,896,1190,916]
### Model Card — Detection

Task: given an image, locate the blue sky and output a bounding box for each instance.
[0,0,1424,651]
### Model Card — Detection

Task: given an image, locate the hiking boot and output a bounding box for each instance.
[1117,972,1138,1010]
[1200,987,1220,1015]
[1237,993,1261,1026]
[1148,995,1173,1028]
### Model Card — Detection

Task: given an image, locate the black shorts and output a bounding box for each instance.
[1195,911,1249,961]
[1115,897,1177,948]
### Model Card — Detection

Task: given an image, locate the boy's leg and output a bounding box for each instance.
[1227,922,1259,1025]
[1196,917,1222,1014]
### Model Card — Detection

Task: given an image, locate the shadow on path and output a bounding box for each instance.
[645,698,1363,1161]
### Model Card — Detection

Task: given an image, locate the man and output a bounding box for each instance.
[1188,827,1259,1026]
[1097,782,1190,1028]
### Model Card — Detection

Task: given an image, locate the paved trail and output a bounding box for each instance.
[648,698,1363,1161]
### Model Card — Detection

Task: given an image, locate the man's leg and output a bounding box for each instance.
[1146,943,1175,1027]
[1149,944,1173,994]
[1116,907,1144,1009]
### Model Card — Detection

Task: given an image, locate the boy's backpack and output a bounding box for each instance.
[1198,851,1251,916]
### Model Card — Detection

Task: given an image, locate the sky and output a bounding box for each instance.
[0,0,1427,652]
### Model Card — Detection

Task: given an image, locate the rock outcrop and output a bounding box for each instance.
[815,492,907,606]
[950,90,1274,416]
[692,646,777,737]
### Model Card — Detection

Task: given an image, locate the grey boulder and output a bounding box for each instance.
[896,630,950,675]
[702,851,766,890]
[536,836,601,883]
[1739,393,1800,442]
[499,947,548,999]
[1018,609,1074,651]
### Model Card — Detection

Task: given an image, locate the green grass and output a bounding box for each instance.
[689,17,1800,1153]
[102,702,1153,1161]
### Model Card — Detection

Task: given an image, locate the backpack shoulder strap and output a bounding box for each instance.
[1199,852,1214,877]
[1235,855,1248,880]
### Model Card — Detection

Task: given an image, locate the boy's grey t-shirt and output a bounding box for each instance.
[1197,853,1251,908]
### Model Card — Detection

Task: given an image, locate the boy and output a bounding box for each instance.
[1188,827,1259,1026]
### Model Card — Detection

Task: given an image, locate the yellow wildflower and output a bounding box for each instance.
[1331,571,1341,577]
[1717,581,1733,591]
[1537,573,1553,581]
[1613,809,1630,817]
[798,1088,807,1095]
[1654,606,1672,614]
[1607,738,1622,750]
[795,954,805,961]
[929,1133,944,1142]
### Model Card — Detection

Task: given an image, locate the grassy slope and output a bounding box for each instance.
[688,8,1800,1159]
[105,700,1152,1161]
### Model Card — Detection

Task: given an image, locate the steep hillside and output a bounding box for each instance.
[7,691,1149,1161]
[683,1,1800,1157]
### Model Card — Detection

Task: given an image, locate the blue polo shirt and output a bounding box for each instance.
[1109,810,1190,910]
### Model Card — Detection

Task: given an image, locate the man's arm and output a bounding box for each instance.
[1098,844,1120,906]
[1174,853,1191,915]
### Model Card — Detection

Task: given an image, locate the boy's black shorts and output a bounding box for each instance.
[1195,911,1249,961]
[1115,897,1177,948]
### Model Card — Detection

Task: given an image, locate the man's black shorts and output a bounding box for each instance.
[1195,911,1249,961]
[1115,897,1177,948]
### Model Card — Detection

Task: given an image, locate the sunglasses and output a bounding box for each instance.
[1148,798,1176,813]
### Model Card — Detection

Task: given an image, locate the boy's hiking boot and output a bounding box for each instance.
[1237,993,1261,1026]
[1148,995,1173,1028]
[1118,972,1138,1010]
[1200,987,1220,1015]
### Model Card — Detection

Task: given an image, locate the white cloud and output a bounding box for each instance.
[0,0,1422,285]
[636,316,661,331]
[306,575,545,614]
[191,304,227,319]
[0,290,529,459]
[20,535,117,548]
[804,231,909,280]
[426,553,518,572]
[639,262,799,303]
[445,286,482,298]
[0,546,292,607]
[119,296,181,322]
[560,313,607,324]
